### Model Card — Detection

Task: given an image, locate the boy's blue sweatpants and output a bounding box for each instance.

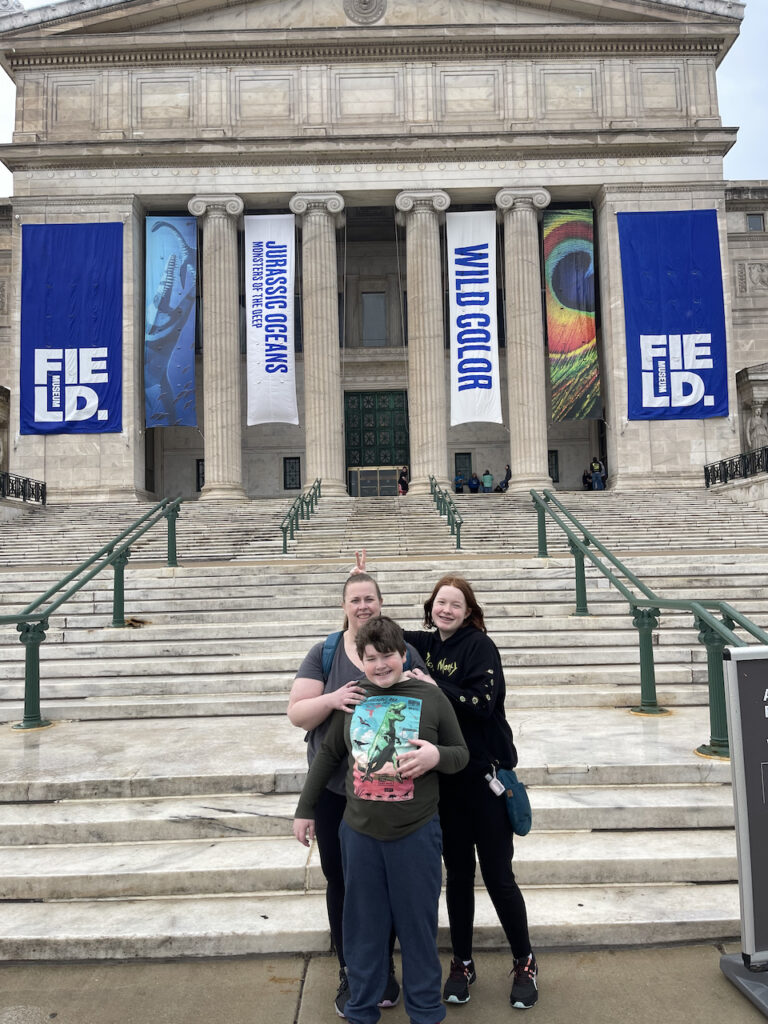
[340,816,446,1024]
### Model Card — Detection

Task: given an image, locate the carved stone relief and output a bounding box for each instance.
[343,0,387,25]
[736,262,768,296]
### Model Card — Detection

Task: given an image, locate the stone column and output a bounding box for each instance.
[289,192,347,496]
[395,189,451,494]
[188,194,246,499]
[496,187,552,492]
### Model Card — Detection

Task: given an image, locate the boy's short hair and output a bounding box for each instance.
[355,616,407,659]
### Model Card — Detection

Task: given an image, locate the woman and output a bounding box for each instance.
[398,466,409,495]
[287,571,425,1016]
[402,575,538,1011]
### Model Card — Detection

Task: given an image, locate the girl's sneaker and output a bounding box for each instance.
[510,953,538,1009]
[442,957,476,1004]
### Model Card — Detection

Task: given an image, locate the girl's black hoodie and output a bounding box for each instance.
[403,624,517,774]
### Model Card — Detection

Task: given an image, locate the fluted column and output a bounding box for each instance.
[187,194,246,499]
[289,192,347,496]
[395,190,451,494]
[496,187,552,492]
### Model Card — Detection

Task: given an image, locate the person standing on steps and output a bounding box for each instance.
[481,469,493,493]
[398,466,409,496]
[589,455,605,490]
[467,473,481,494]
[287,563,426,1017]
[294,615,469,1024]
[353,559,539,1011]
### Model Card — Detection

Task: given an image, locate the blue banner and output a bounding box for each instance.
[20,223,123,435]
[144,216,198,427]
[618,210,728,420]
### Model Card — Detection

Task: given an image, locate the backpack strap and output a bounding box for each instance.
[321,630,344,681]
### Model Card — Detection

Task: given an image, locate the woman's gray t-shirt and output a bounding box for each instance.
[296,635,426,796]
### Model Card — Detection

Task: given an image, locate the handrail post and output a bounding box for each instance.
[455,520,462,550]
[165,503,179,568]
[111,548,131,628]
[630,607,669,715]
[569,540,590,616]
[536,503,548,557]
[281,524,288,554]
[694,617,730,759]
[12,620,52,730]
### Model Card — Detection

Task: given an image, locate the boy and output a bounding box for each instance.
[294,616,469,1024]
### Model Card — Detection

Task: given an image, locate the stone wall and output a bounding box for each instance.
[12,53,719,147]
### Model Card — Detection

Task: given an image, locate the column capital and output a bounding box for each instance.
[495,187,551,213]
[289,192,345,217]
[395,190,451,216]
[188,194,244,218]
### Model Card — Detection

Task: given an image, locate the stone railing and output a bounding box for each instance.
[0,471,46,505]
[704,448,768,488]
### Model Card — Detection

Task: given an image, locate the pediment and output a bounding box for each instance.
[0,0,745,41]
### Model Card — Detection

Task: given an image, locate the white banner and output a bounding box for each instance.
[446,210,502,426]
[245,214,299,426]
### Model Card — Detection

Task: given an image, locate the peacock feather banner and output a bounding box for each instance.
[543,209,601,421]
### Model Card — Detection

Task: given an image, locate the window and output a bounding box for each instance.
[283,457,301,490]
[362,292,387,347]
[548,449,560,484]
[454,452,472,480]
[747,214,765,232]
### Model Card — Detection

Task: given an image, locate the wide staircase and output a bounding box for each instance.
[0,487,764,959]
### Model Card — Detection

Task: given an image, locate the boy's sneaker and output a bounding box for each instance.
[442,957,476,1004]
[377,962,401,1008]
[334,967,350,1018]
[509,953,538,1009]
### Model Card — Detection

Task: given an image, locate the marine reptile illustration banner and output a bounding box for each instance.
[446,210,503,427]
[618,209,728,421]
[543,208,601,421]
[20,222,123,435]
[244,214,299,426]
[144,216,198,428]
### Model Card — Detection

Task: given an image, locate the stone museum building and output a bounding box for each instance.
[0,0,767,501]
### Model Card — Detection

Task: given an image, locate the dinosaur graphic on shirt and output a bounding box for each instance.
[350,694,423,801]
[362,700,407,780]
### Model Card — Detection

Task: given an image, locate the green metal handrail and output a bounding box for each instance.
[530,488,768,759]
[280,478,322,553]
[0,497,182,731]
[429,476,463,549]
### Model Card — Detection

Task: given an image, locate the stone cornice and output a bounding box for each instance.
[6,34,729,72]
[0,126,738,172]
[598,181,726,195]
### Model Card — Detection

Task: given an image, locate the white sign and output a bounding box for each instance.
[446,211,502,426]
[34,347,110,423]
[245,215,299,426]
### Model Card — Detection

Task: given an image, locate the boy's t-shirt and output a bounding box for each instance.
[295,676,468,841]
[295,638,426,796]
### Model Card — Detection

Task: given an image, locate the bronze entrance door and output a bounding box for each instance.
[345,391,410,497]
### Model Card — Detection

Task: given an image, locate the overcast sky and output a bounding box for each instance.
[0,0,766,196]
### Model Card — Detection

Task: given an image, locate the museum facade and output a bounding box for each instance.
[1,0,767,501]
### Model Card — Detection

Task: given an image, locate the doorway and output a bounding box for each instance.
[345,390,409,496]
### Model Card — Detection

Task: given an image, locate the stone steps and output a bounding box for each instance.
[2,489,763,961]
[0,827,738,902]
[1,784,732,847]
[0,883,741,961]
